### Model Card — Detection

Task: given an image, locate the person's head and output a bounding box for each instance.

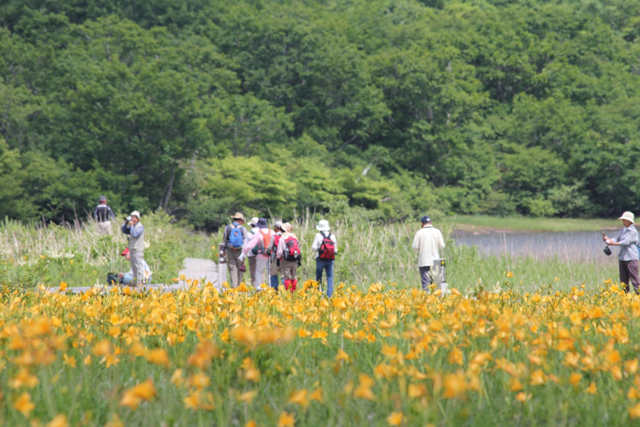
[619,211,635,228]
[257,218,268,229]
[121,248,130,261]
[273,220,284,232]
[99,196,107,204]
[130,211,141,225]
[316,219,330,232]
[282,222,293,233]
[421,215,432,226]
[232,212,246,225]
[249,217,259,229]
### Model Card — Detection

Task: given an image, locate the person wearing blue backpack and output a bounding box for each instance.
[603,211,640,294]
[221,212,249,289]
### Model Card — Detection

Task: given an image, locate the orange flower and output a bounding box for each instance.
[119,379,157,409]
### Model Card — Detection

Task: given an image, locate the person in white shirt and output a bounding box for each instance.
[245,217,259,287]
[311,220,338,296]
[412,215,445,291]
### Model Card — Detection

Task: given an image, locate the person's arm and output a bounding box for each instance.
[311,234,321,252]
[93,207,99,220]
[412,232,420,252]
[243,233,261,255]
[616,229,638,247]
[108,207,116,221]
[221,226,230,250]
[332,234,338,253]
[276,237,285,259]
[608,230,626,246]
[129,224,144,238]
[438,230,445,250]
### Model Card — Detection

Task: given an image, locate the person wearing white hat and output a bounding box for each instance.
[603,211,640,293]
[121,210,146,286]
[266,221,285,290]
[311,220,338,296]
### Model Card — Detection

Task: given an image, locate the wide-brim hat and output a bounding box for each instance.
[316,220,330,231]
[121,248,129,256]
[619,211,635,224]
[130,210,141,219]
[282,222,293,233]
[249,217,259,227]
[257,218,268,229]
[232,212,246,222]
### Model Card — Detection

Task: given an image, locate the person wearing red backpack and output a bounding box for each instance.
[311,219,338,297]
[242,218,275,291]
[276,222,301,292]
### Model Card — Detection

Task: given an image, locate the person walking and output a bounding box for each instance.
[311,220,338,297]
[412,215,445,292]
[221,212,249,288]
[603,211,640,293]
[121,210,145,286]
[246,217,259,287]
[276,222,301,292]
[242,218,275,290]
[94,196,115,235]
[266,221,284,290]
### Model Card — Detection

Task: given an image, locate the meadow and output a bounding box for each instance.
[0,214,631,426]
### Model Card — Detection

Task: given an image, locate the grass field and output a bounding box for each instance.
[0,214,634,426]
[2,281,640,426]
[0,213,621,293]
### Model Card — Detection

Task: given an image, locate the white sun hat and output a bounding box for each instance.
[316,220,331,231]
[130,210,141,219]
[619,211,635,224]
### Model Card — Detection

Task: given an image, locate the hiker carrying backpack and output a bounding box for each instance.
[312,220,338,297]
[276,223,301,292]
[227,224,245,249]
[318,231,336,260]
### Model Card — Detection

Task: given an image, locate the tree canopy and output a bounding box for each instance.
[1,0,640,229]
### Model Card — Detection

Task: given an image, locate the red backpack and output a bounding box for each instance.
[318,232,336,260]
[284,236,301,260]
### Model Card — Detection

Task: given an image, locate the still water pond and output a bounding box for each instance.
[452,230,617,262]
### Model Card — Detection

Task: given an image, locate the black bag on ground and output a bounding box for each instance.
[106,273,120,285]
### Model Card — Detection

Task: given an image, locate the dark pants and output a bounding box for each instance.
[620,260,640,293]
[419,266,431,292]
[316,258,334,297]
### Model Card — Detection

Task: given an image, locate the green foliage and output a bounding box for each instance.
[1,0,640,227]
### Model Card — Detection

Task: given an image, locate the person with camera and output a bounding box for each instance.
[603,211,640,293]
[121,210,146,286]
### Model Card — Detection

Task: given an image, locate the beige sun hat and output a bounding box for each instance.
[232,212,246,222]
[619,211,635,224]
[249,217,259,227]
[282,222,293,233]
[130,210,141,219]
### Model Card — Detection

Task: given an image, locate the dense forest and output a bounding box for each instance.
[1,0,640,229]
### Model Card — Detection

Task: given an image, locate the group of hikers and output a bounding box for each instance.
[220,212,338,296]
[96,196,447,296]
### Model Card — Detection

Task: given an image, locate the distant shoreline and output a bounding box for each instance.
[442,215,621,235]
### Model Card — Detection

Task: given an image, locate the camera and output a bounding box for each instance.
[126,216,132,222]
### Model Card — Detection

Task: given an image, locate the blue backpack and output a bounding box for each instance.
[227,225,244,249]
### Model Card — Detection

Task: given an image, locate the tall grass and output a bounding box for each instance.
[0,212,211,287]
[0,211,621,291]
